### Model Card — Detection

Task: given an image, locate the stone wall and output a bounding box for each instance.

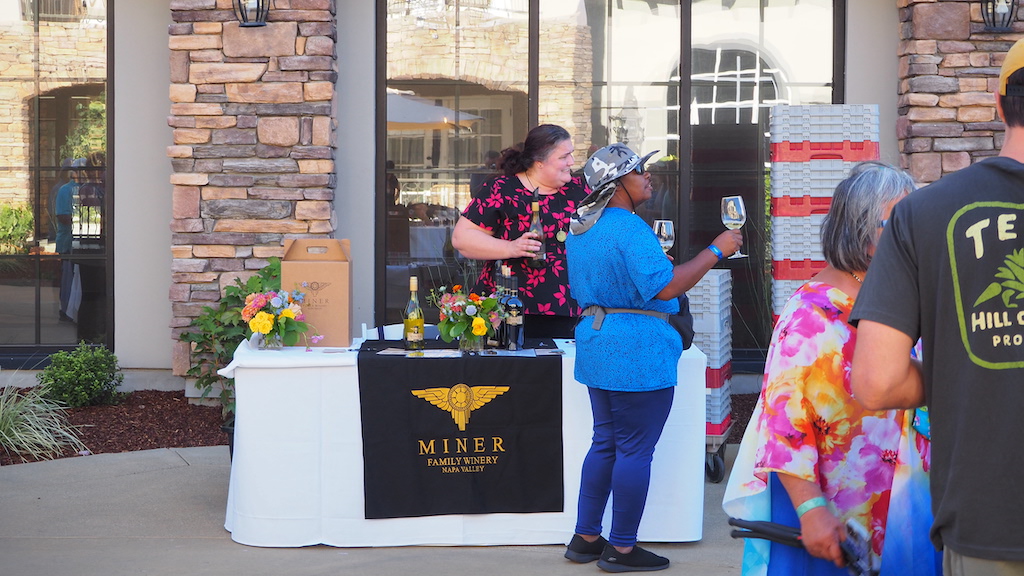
[898,0,1021,183]
[168,0,337,375]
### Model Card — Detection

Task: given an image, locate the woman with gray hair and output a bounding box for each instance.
[723,162,939,576]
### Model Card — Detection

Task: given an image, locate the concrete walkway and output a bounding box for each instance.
[0,444,743,576]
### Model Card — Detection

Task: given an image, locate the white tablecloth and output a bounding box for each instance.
[220,339,707,547]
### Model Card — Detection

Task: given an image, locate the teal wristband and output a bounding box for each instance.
[707,244,724,260]
[796,496,827,518]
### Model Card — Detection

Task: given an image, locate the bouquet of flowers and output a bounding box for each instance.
[241,288,323,348]
[428,284,503,344]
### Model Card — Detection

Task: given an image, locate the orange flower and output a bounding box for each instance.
[453,284,462,292]
[469,293,481,303]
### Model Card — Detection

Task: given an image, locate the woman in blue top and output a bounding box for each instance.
[563,143,742,572]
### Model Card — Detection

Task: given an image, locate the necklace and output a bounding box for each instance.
[523,173,540,195]
[522,173,568,242]
[851,272,863,284]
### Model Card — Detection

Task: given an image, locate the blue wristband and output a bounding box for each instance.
[796,496,828,518]
[707,244,724,260]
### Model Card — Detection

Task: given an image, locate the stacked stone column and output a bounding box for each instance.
[168,0,337,375]
[899,0,1021,184]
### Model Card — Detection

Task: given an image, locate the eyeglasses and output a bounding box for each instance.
[633,165,645,175]
[879,219,888,228]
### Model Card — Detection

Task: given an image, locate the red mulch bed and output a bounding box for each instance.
[728,393,758,445]
[1,389,761,466]
[1,390,226,466]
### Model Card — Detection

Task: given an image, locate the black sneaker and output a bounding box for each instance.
[597,544,669,573]
[564,534,608,563]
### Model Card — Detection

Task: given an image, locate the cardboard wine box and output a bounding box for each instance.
[280,238,352,347]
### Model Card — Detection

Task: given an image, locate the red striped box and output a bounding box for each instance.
[706,414,732,436]
[771,196,833,217]
[770,140,880,163]
[706,362,732,389]
[772,259,827,280]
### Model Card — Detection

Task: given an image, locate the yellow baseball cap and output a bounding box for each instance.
[999,38,1024,96]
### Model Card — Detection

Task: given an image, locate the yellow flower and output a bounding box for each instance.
[279,308,296,320]
[471,316,487,336]
[248,311,274,334]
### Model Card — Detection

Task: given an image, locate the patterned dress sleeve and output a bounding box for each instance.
[461,176,525,239]
[752,290,836,485]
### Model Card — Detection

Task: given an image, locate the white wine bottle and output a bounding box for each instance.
[403,276,425,351]
[527,197,547,269]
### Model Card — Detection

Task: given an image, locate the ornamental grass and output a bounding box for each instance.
[0,385,86,464]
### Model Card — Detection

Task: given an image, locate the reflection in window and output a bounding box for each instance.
[382,0,835,350]
[691,48,782,125]
[0,2,108,354]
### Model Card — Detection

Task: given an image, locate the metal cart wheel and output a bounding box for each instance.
[705,444,727,483]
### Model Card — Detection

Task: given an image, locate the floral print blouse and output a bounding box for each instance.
[461,174,589,317]
[749,282,904,558]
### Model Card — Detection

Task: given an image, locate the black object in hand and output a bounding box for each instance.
[727,517,876,576]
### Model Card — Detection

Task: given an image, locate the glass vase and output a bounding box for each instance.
[458,335,484,353]
[255,332,284,350]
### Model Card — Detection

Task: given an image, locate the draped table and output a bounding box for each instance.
[219,338,707,547]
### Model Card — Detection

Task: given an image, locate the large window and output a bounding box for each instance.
[0,1,109,362]
[381,0,838,360]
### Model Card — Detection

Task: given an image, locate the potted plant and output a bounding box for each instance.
[179,258,320,458]
[179,260,281,455]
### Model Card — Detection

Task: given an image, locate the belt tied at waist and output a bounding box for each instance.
[581,305,669,330]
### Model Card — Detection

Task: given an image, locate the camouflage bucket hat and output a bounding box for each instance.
[570,143,658,234]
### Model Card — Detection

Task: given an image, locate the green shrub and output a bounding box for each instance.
[0,385,86,462]
[37,342,125,408]
[0,203,33,255]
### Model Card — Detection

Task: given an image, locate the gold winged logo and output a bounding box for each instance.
[411,383,510,431]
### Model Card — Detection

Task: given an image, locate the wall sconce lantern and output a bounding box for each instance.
[234,0,270,27]
[982,0,1018,32]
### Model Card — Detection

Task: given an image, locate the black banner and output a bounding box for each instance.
[357,340,564,519]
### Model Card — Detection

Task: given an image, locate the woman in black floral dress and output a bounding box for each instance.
[452,124,590,338]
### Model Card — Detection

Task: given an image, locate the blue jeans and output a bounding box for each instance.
[574,386,674,548]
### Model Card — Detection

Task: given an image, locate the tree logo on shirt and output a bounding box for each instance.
[973,248,1024,308]
[949,202,1024,369]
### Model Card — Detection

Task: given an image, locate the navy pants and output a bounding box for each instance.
[574,386,674,548]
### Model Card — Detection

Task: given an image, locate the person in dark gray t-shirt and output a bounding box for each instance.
[850,38,1024,574]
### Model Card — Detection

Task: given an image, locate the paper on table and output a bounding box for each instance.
[479,349,538,357]
[375,348,462,358]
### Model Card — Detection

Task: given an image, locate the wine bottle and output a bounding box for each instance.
[505,276,524,351]
[442,225,455,259]
[526,198,547,269]
[496,264,510,348]
[403,276,425,351]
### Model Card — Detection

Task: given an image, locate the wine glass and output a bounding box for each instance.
[721,196,747,259]
[653,220,675,254]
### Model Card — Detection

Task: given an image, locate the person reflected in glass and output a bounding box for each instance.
[469,149,501,198]
[452,124,590,339]
[55,159,80,323]
[385,159,401,207]
[722,162,939,576]
[563,144,742,572]
[725,198,740,220]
